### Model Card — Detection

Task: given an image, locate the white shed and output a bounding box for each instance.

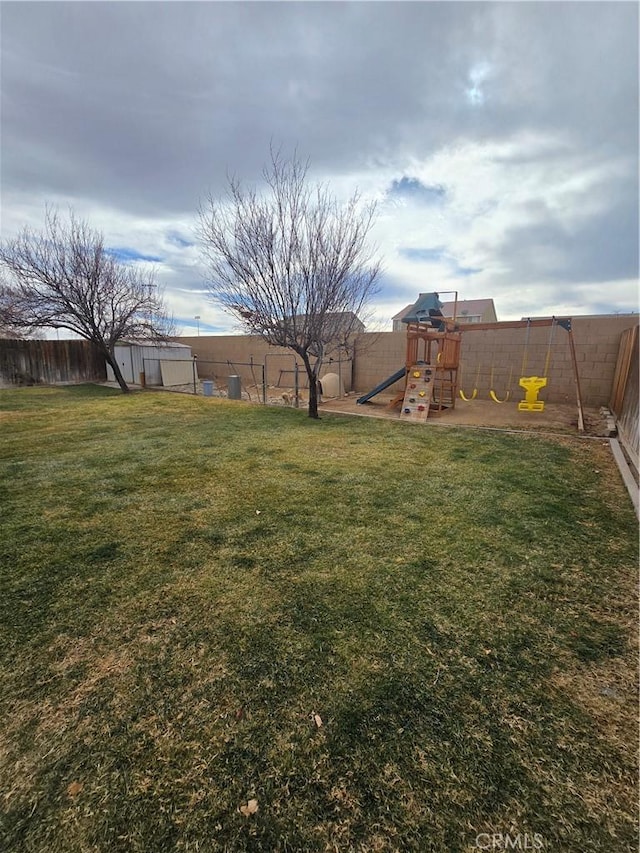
[106,342,193,386]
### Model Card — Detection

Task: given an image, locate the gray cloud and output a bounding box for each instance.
[1,1,637,324]
[492,172,638,287]
[1,2,482,212]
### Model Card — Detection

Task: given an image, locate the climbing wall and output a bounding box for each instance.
[400,364,434,422]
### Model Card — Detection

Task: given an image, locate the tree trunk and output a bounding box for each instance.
[301,353,320,419]
[104,350,130,393]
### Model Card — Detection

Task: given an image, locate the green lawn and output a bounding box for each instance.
[0,385,637,853]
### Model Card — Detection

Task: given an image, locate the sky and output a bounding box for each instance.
[1,1,638,336]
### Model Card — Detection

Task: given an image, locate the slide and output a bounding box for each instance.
[356,367,407,405]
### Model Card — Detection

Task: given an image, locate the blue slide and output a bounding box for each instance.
[356,367,407,405]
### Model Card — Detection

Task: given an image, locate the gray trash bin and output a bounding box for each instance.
[202,380,214,397]
[227,375,242,400]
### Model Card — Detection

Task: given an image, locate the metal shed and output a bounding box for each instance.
[106,342,192,386]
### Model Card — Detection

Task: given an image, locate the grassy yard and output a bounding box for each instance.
[0,385,637,853]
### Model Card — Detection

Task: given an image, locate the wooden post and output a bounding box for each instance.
[564,324,585,432]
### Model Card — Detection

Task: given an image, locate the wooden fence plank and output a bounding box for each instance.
[610,325,637,415]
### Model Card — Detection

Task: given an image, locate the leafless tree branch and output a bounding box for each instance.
[197,149,381,417]
[0,206,174,391]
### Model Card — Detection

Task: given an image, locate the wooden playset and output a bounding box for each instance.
[357,293,585,429]
[396,322,461,422]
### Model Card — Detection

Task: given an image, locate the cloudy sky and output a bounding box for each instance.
[1,1,638,334]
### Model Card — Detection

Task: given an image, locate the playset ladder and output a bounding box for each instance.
[400,365,435,422]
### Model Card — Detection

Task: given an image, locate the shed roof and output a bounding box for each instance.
[117,340,191,349]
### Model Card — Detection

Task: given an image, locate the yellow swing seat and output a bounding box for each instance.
[459,388,478,402]
[518,376,547,412]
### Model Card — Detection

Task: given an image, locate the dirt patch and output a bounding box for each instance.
[107,380,609,437]
[319,393,607,436]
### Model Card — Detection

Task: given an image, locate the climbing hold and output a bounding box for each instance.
[409,397,416,403]
[410,383,416,389]
[413,371,421,378]
[404,407,411,414]
[419,391,426,398]
[417,405,425,412]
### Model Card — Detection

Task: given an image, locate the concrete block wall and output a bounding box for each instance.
[570,317,639,407]
[352,332,407,395]
[179,335,353,392]
[177,315,637,407]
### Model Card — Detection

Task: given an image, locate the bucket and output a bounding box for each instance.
[202,380,214,397]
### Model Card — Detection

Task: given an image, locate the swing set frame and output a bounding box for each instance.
[460,317,585,431]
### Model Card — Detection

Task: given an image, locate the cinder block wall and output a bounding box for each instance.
[352,316,638,407]
[352,332,407,395]
[571,317,638,407]
[178,316,637,407]
[179,335,353,391]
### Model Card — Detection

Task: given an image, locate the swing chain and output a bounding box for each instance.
[542,317,557,378]
[520,318,531,376]
[459,358,480,401]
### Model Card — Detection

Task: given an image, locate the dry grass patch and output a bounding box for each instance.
[0,385,637,852]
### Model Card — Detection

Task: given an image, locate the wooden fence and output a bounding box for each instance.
[609,324,639,471]
[0,339,106,386]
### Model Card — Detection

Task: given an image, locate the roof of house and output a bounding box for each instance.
[289,310,365,332]
[442,298,495,317]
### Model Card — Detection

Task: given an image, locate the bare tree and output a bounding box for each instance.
[0,207,173,392]
[197,149,381,418]
[0,282,27,339]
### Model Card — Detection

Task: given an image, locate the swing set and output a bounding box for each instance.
[458,316,584,428]
[459,318,556,406]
